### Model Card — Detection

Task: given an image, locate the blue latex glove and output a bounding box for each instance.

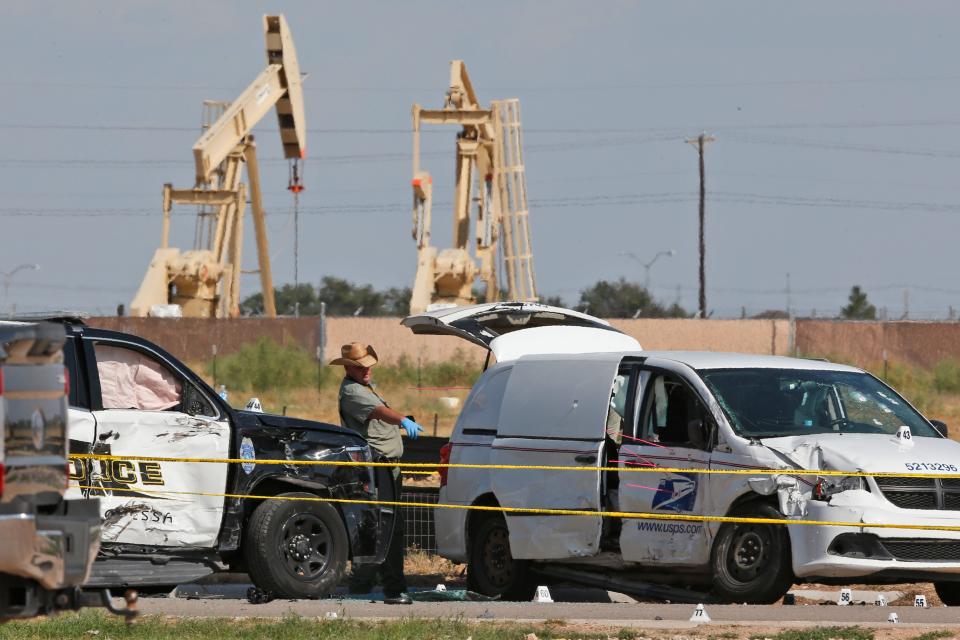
[400,417,423,439]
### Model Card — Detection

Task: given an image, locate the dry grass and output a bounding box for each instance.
[187,361,470,437]
[403,549,465,586]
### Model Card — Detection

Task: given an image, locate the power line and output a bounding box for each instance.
[725,132,960,159]
[0,135,677,169]
[6,73,960,93]
[6,188,960,218]
[5,117,960,136]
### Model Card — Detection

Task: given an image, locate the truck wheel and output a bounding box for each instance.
[710,502,793,604]
[244,492,347,599]
[467,514,536,601]
[934,582,960,605]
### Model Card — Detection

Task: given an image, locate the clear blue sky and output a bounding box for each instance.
[3,1,960,318]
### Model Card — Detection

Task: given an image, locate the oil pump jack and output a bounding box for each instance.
[130,14,306,318]
[409,60,538,314]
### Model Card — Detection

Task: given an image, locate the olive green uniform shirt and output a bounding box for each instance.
[338,377,404,460]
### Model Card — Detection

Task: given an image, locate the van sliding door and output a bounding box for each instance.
[489,355,618,560]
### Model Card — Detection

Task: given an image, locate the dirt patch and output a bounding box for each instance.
[792,583,943,608]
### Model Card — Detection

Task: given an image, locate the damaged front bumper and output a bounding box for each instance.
[0,498,101,590]
[0,497,135,619]
[792,492,960,580]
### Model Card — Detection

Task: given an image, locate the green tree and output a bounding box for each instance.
[239,279,413,316]
[382,286,412,316]
[239,283,319,316]
[840,285,877,320]
[540,294,566,307]
[576,278,689,318]
[316,276,384,316]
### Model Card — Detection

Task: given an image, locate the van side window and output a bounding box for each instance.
[641,373,709,449]
[459,367,511,432]
[606,368,648,443]
[605,373,630,442]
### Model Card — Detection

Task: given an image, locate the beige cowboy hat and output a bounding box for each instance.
[329,342,379,368]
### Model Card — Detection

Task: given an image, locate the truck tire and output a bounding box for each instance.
[244,492,347,599]
[934,581,960,606]
[710,502,794,604]
[467,514,536,601]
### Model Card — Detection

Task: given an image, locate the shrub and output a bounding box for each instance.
[933,359,960,394]
[214,338,319,393]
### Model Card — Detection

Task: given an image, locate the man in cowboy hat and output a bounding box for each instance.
[331,342,423,605]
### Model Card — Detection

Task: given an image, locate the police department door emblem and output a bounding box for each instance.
[240,437,256,474]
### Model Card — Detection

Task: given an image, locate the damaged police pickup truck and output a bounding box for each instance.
[57,318,392,599]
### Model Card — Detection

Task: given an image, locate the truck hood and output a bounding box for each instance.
[760,432,960,474]
[401,301,640,362]
[235,410,353,438]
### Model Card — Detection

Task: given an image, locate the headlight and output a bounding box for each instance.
[812,475,866,501]
[346,445,373,463]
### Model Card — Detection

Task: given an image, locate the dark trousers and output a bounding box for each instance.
[350,469,407,596]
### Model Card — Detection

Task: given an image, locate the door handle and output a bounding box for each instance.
[574,454,597,464]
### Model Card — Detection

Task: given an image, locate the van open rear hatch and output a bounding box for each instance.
[402,301,641,361]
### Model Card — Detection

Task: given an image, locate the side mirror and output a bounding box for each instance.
[182,385,207,417]
[931,419,949,438]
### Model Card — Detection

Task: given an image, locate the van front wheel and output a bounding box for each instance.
[467,514,536,601]
[934,581,960,605]
[710,503,793,604]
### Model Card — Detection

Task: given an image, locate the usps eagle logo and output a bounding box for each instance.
[651,473,698,512]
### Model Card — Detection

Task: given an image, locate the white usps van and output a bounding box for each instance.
[404,303,960,604]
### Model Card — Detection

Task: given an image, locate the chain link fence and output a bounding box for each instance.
[400,487,439,554]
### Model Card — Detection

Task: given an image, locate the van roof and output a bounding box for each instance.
[641,351,862,372]
[521,350,863,373]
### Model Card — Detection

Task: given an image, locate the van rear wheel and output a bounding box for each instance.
[467,514,536,601]
[710,502,793,604]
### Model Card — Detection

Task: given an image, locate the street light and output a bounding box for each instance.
[619,250,676,291]
[2,263,40,315]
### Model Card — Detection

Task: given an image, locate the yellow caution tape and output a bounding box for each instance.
[71,452,960,480]
[74,483,960,533]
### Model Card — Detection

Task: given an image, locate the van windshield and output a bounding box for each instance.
[699,368,939,439]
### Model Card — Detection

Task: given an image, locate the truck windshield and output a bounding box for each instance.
[699,368,939,439]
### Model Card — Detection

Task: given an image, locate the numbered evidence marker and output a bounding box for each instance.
[534,586,554,603]
[838,588,853,606]
[689,603,711,623]
[875,593,888,607]
[888,612,900,624]
[895,425,914,448]
[914,594,928,608]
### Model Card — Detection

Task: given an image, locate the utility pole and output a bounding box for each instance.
[685,133,715,318]
[786,272,792,319]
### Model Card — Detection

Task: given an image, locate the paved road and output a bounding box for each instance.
[129,586,959,628]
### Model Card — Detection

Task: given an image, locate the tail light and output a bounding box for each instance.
[63,366,70,398]
[438,442,452,488]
